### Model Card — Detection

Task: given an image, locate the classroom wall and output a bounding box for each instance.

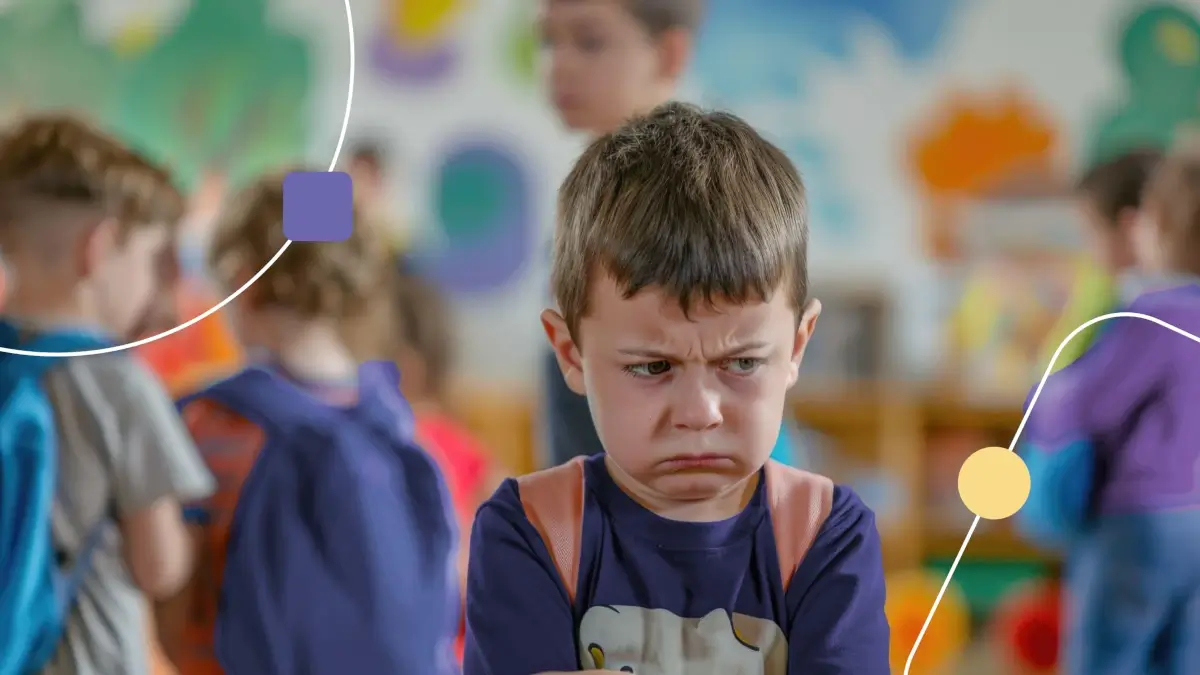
[4,0,1198,391]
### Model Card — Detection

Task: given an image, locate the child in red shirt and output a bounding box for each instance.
[391,267,506,657]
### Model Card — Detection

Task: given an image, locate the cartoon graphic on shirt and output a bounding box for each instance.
[578,605,787,674]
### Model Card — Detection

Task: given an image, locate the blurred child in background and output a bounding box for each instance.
[347,140,411,252]
[135,166,242,397]
[347,142,386,218]
[0,116,213,675]
[1040,148,1162,371]
[538,0,714,467]
[159,171,459,675]
[1019,149,1200,675]
[393,267,503,569]
[391,266,505,660]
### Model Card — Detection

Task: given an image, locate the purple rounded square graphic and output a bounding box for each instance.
[283,171,354,242]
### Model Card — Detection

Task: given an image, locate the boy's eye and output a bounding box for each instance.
[625,360,671,377]
[578,35,606,52]
[723,357,764,374]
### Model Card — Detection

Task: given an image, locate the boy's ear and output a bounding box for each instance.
[80,216,120,278]
[787,299,822,389]
[1116,206,1140,234]
[541,308,587,395]
[656,27,692,82]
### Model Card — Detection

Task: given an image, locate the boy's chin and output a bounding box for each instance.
[646,471,753,502]
[126,313,172,341]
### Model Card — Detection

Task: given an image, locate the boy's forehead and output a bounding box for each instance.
[542,0,628,21]
[585,274,791,337]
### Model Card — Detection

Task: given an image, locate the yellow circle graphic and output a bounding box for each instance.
[957,446,1030,520]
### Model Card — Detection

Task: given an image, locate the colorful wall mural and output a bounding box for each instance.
[372,0,470,86]
[1088,3,1200,164]
[691,0,971,243]
[4,0,1200,383]
[0,0,314,191]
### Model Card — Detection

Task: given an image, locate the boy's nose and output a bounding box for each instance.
[671,385,723,431]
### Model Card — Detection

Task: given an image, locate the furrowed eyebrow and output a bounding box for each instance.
[616,342,771,361]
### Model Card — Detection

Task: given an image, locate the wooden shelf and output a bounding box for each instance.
[789,385,1053,569]
[922,394,1024,431]
[924,529,1054,563]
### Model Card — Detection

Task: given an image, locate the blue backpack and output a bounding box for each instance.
[196,362,459,675]
[0,325,113,675]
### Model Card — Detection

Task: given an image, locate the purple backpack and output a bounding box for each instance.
[196,362,459,675]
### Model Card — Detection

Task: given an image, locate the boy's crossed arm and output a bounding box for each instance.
[783,487,890,674]
[464,481,890,674]
[464,487,580,675]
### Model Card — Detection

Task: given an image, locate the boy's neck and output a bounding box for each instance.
[269,321,358,383]
[3,289,101,332]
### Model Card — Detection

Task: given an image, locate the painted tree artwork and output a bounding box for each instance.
[114,0,313,190]
[0,0,314,392]
[0,0,122,124]
[0,0,314,190]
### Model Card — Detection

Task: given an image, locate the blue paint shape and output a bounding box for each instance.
[414,140,534,294]
[785,138,857,241]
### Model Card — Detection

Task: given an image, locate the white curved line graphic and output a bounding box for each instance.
[0,0,357,357]
[904,311,1200,674]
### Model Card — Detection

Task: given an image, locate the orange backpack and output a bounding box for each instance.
[516,457,835,601]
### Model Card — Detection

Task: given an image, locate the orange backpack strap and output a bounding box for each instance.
[764,460,835,592]
[516,456,587,604]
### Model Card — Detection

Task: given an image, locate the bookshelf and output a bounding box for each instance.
[790,385,1053,570]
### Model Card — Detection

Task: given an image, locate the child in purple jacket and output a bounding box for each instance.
[1019,149,1200,675]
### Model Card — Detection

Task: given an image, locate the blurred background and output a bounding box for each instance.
[5,0,1199,672]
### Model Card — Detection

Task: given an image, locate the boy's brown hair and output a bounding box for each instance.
[209,170,393,327]
[0,115,184,237]
[1076,148,1163,227]
[552,101,808,338]
[622,0,706,34]
[1143,148,1200,274]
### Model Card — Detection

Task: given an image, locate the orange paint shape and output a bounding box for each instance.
[908,89,1059,196]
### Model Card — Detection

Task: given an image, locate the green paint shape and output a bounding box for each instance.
[1088,3,1200,164]
[0,0,121,121]
[114,0,312,189]
[506,9,538,86]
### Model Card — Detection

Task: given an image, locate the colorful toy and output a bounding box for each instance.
[950,254,1077,399]
[1038,258,1118,374]
[885,570,970,675]
[990,579,1061,674]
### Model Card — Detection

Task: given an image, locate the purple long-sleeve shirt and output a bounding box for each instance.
[1024,284,1200,516]
[463,454,889,675]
